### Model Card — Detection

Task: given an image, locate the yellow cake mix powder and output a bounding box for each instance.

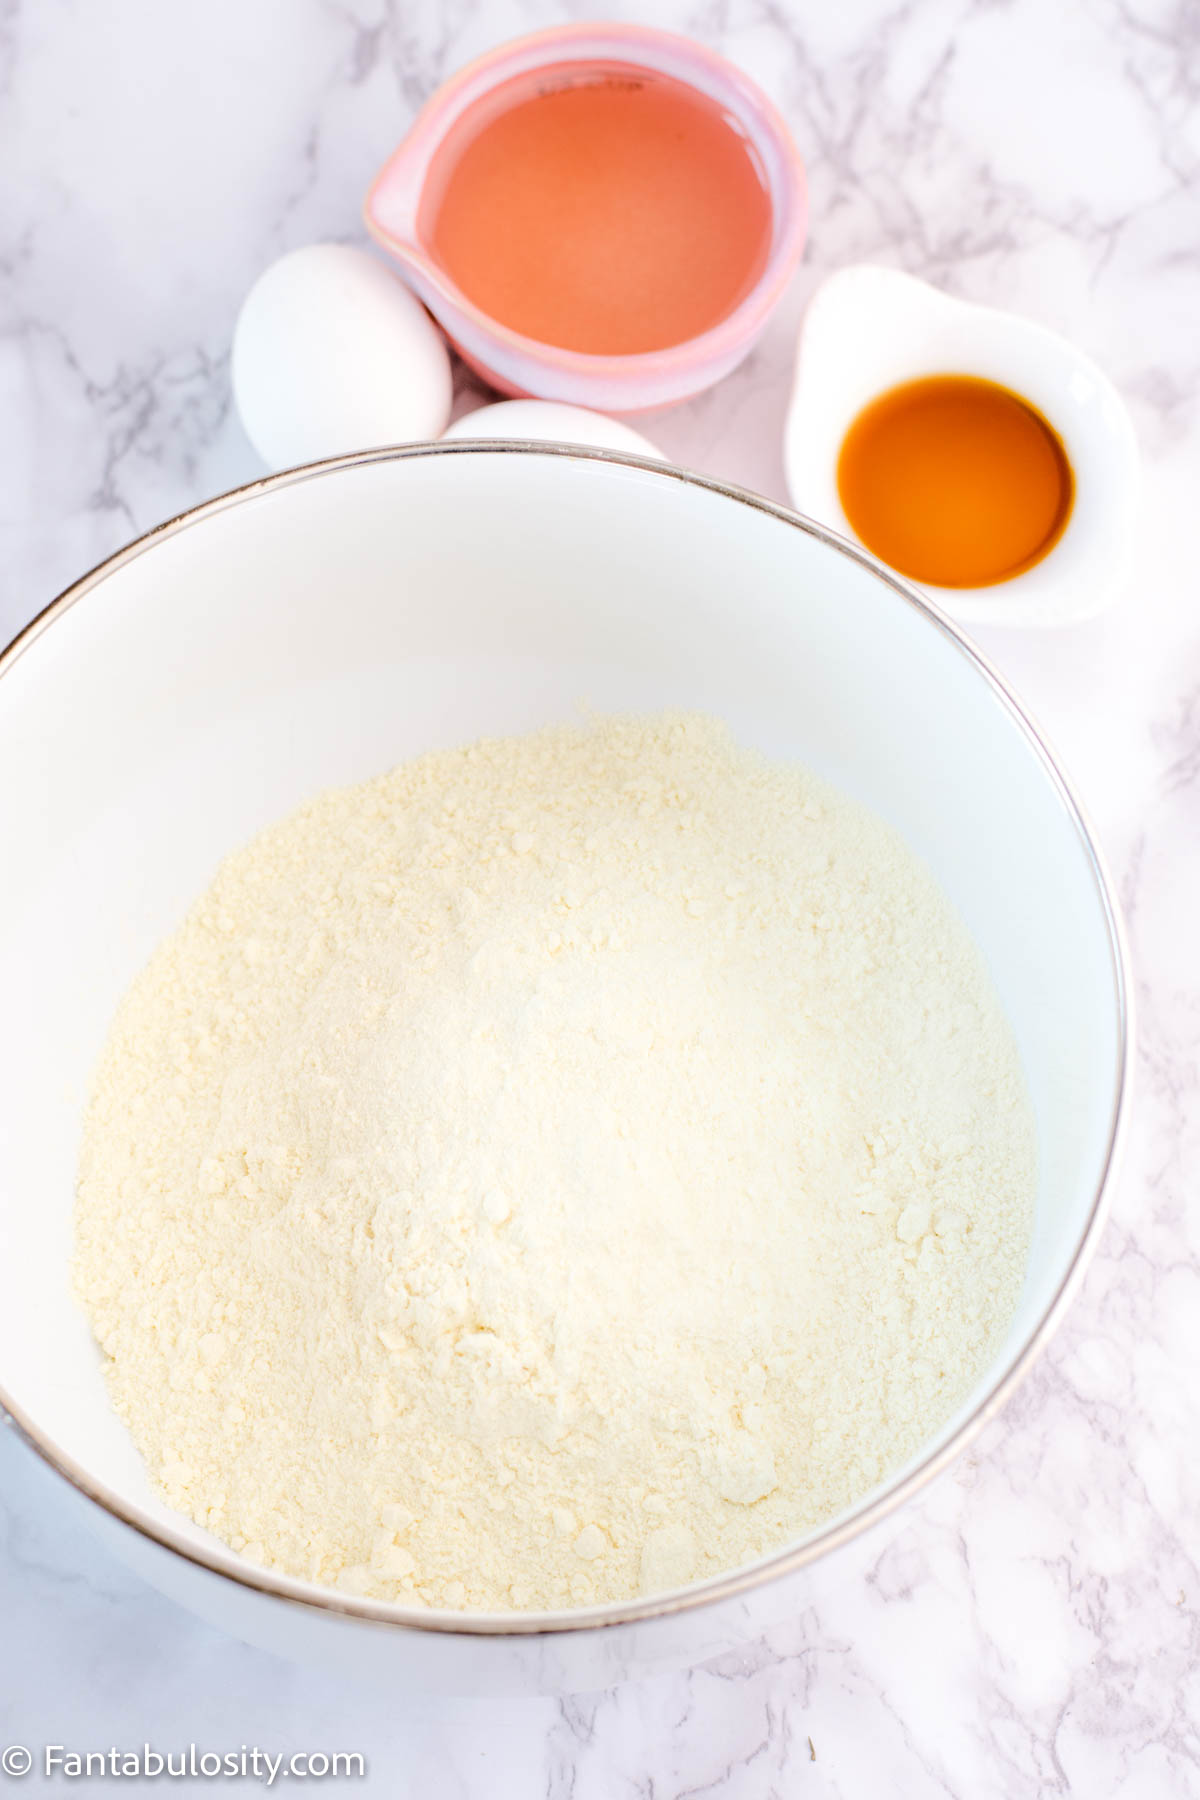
[74,713,1034,1610]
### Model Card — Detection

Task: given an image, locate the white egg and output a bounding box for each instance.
[232,244,452,470]
[442,400,662,460]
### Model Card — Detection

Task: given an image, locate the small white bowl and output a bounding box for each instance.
[784,265,1140,628]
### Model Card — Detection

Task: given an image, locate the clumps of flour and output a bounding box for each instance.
[74,713,1034,1610]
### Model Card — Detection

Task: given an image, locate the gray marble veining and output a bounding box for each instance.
[2,0,1198,1793]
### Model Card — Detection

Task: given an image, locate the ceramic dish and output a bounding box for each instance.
[784,265,1140,627]
[365,24,807,410]
[0,445,1128,1695]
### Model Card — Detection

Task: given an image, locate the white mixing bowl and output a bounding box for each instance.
[0,444,1128,1695]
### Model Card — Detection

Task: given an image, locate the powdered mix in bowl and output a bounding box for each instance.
[74,714,1034,1610]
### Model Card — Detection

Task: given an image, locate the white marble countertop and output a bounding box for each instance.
[2,1,1197,1793]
